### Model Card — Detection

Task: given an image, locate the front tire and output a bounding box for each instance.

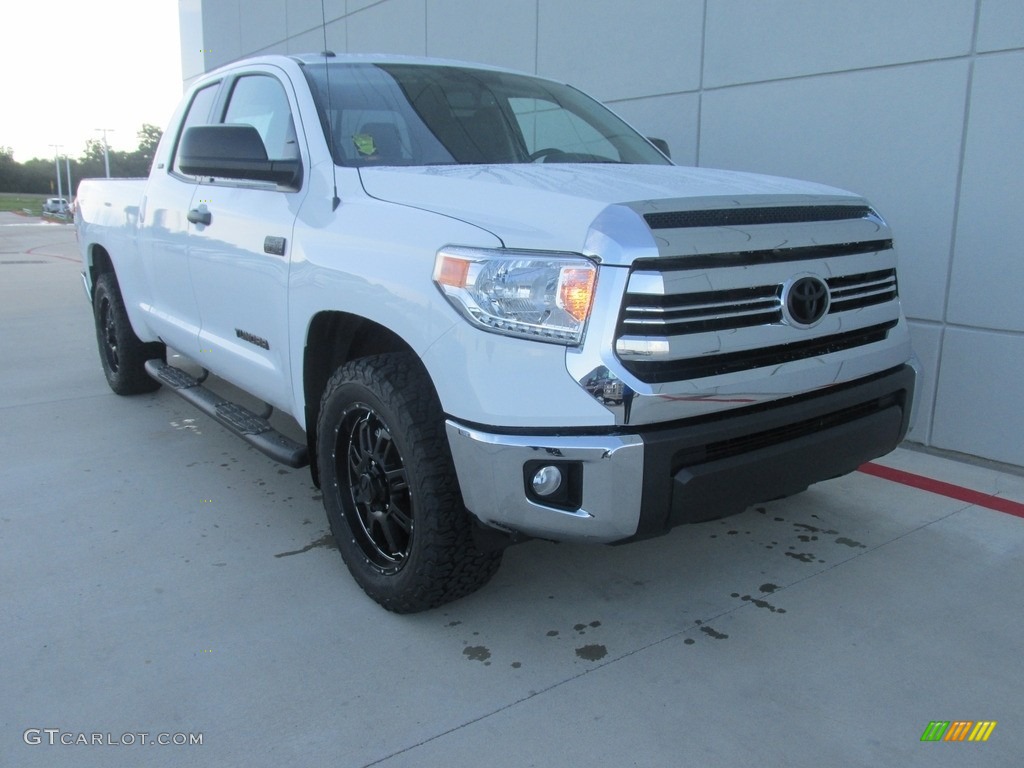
[317,353,502,612]
[92,272,164,395]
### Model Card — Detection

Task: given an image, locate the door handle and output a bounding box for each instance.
[187,208,211,226]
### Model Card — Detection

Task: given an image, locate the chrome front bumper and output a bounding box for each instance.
[445,421,645,543]
[445,363,917,546]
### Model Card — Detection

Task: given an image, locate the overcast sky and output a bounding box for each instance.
[2,0,184,162]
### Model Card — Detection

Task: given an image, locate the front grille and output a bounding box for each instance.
[827,269,897,313]
[621,321,897,383]
[615,204,901,385]
[620,285,782,336]
[618,268,898,340]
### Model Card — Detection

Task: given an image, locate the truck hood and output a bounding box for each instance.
[358,164,863,260]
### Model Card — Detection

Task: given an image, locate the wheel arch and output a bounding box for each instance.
[302,310,424,486]
[86,243,115,296]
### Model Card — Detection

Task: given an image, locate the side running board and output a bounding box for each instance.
[145,359,309,468]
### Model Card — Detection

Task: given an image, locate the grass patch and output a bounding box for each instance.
[0,192,48,216]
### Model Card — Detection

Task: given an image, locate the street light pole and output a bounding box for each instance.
[95,128,113,178]
[65,156,73,202]
[49,144,64,200]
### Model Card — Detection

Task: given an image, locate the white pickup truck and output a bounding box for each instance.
[76,53,917,612]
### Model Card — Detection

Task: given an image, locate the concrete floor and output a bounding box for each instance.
[2,212,1022,767]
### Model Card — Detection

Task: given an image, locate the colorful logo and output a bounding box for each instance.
[920,721,997,742]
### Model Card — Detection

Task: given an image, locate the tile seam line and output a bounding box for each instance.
[701,47,1012,93]
[909,318,1024,337]
[859,462,1024,518]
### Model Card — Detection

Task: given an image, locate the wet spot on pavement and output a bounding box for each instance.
[273,533,334,558]
[463,645,491,664]
[785,551,816,563]
[738,594,786,613]
[836,537,867,548]
[793,522,839,535]
[575,644,607,661]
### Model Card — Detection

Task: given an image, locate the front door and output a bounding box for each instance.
[185,70,307,410]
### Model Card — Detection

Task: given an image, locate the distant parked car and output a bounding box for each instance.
[42,197,69,215]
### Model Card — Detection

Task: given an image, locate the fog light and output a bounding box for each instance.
[531,465,563,497]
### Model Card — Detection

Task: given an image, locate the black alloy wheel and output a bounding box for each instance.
[339,403,413,571]
[98,293,122,374]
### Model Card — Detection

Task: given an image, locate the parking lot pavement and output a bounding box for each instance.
[2,218,1022,767]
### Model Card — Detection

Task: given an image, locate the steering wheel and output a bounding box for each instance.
[528,147,568,163]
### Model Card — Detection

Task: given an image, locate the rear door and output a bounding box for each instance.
[185,67,308,410]
[137,80,221,352]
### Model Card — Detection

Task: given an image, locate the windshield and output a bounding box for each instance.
[300,61,671,167]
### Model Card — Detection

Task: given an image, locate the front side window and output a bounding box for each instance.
[222,75,300,162]
[171,82,219,174]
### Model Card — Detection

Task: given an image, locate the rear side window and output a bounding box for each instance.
[171,82,219,174]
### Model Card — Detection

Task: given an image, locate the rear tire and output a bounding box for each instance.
[92,272,164,395]
[317,352,502,612]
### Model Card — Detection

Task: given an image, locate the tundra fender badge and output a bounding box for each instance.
[235,328,270,350]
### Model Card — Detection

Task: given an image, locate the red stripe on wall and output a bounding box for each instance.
[858,462,1024,519]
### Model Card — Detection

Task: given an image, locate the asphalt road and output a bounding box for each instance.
[2,212,1022,767]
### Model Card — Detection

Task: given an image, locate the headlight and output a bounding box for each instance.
[433,246,597,345]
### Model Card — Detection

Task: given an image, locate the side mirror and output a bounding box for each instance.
[178,124,302,187]
[647,137,671,159]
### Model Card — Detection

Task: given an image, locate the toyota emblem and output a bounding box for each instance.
[784,275,830,327]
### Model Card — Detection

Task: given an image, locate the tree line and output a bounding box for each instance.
[0,124,163,196]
